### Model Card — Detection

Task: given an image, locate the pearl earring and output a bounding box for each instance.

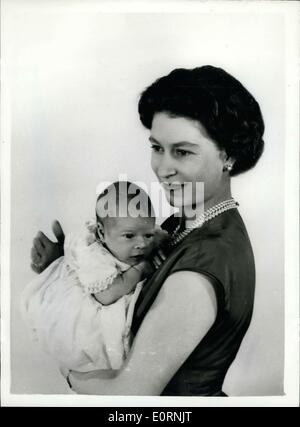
[223,163,233,172]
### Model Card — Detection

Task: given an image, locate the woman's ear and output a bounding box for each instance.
[96,222,105,242]
[221,152,235,173]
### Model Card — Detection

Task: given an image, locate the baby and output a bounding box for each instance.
[21,181,167,373]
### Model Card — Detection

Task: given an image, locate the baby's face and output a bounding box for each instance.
[102,216,156,266]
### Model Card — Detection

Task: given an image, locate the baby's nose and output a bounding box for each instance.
[134,237,147,249]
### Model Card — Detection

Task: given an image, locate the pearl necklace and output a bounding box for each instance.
[170,198,239,246]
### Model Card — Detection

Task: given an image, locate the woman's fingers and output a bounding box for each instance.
[30,262,43,274]
[59,366,70,379]
[31,246,41,264]
[31,240,47,273]
[33,236,45,254]
[32,232,53,270]
[37,231,53,247]
[30,224,65,274]
[52,220,65,244]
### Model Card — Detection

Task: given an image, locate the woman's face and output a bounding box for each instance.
[149,112,228,216]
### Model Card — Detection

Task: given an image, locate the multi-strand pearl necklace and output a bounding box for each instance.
[169,198,239,246]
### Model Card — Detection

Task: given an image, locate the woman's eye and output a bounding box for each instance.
[175,149,191,157]
[150,144,163,153]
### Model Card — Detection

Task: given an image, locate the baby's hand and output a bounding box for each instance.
[152,226,170,248]
[145,226,170,261]
[133,260,155,279]
[144,226,170,271]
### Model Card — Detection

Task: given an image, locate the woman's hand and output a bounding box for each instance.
[31,220,65,273]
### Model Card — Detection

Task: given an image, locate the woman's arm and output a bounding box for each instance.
[69,270,217,395]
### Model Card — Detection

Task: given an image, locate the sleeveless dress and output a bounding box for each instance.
[131,209,255,396]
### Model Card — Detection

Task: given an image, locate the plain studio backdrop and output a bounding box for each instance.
[5,4,286,396]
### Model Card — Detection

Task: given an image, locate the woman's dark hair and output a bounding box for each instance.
[138,66,265,176]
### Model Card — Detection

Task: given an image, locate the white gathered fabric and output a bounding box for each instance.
[65,221,131,294]
[21,225,144,372]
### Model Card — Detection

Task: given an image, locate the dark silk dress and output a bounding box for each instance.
[131,209,256,396]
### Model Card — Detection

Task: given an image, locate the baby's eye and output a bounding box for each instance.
[123,233,134,239]
[145,234,154,239]
[175,149,192,157]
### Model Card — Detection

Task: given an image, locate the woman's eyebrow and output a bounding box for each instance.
[172,142,199,148]
[149,136,161,144]
[149,136,198,148]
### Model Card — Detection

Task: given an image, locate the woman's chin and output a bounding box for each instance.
[165,193,191,209]
[165,195,179,208]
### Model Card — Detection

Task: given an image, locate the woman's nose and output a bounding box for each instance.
[155,154,177,179]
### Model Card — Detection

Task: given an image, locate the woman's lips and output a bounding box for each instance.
[161,182,185,191]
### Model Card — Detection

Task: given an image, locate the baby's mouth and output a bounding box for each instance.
[130,255,145,263]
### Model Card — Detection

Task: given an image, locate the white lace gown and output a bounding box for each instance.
[21,225,144,372]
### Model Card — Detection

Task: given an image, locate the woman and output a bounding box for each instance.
[31,65,264,396]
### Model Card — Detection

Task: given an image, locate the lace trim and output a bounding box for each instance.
[65,261,122,294]
[85,221,98,245]
[82,270,121,294]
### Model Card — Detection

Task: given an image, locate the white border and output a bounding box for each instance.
[283,1,299,400]
[1,0,299,407]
